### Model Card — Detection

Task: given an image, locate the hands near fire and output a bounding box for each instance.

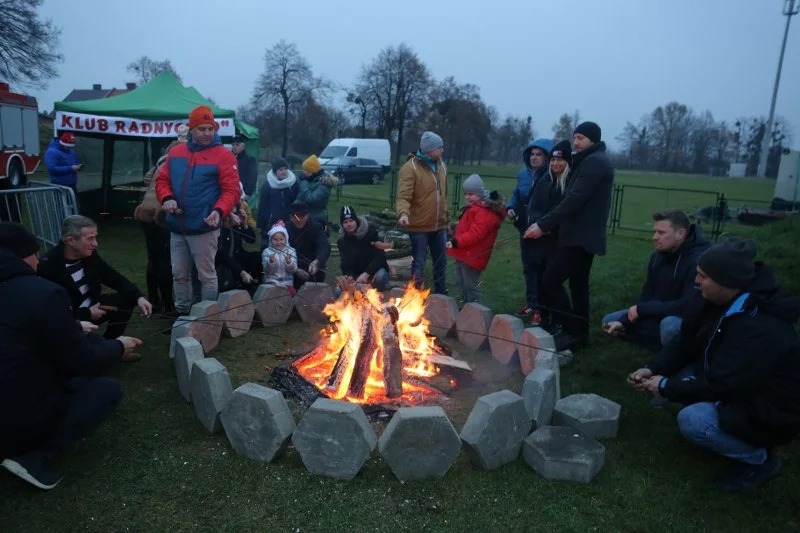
[137,297,153,317]
[89,302,106,321]
[398,216,409,227]
[603,321,625,336]
[627,305,639,323]
[117,336,143,362]
[308,260,319,276]
[162,199,180,214]
[356,272,370,284]
[626,368,652,391]
[523,223,543,239]
[240,271,255,285]
[80,321,98,333]
[204,210,221,228]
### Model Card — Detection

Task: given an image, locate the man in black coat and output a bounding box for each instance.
[231,136,257,198]
[629,239,800,492]
[603,209,711,352]
[0,222,142,490]
[526,121,614,348]
[336,205,390,293]
[287,203,331,289]
[38,215,152,338]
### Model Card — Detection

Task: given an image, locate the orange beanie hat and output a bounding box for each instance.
[302,154,321,175]
[188,105,217,130]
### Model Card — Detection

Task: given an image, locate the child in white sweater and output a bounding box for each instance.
[261,221,298,294]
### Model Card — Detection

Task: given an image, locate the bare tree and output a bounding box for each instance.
[346,90,371,137]
[0,0,62,88]
[251,40,328,156]
[650,102,691,171]
[126,56,181,85]
[357,43,431,164]
[551,110,580,142]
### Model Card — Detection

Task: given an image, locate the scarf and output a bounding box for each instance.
[267,169,297,190]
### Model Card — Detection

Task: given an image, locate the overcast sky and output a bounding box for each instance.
[35,0,800,150]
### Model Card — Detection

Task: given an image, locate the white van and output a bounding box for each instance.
[319,138,391,169]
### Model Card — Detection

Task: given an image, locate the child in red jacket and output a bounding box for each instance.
[446,174,506,304]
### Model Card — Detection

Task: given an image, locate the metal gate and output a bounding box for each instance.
[0,181,78,249]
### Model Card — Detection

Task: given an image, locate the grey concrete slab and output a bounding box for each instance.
[553,394,622,439]
[294,283,335,323]
[253,284,295,327]
[460,390,531,470]
[173,336,204,403]
[189,300,223,353]
[422,294,460,338]
[523,425,605,483]
[488,314,525,365]
[522,368,558,429]
[190,358,233,433]
[518,327,556,375]
[455,303,493,352]
[217,289,254,338]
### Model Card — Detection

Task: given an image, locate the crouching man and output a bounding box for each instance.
[0,223,142,490]
[335,205,390,296]
[629,239,800,492]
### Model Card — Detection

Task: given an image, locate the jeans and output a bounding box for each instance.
[540,246,594,338]
[408,229,448,294]
[171,230,220,313]
[602,309,683,348]
[454,260,481,304]
[677,402,768,465]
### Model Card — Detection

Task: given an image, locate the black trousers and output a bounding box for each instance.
[94,293,134,339]
[540,246,595,339]
[142,222,173,311]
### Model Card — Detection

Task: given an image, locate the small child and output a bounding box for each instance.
[261,221,298,295]
[446,174,506,304]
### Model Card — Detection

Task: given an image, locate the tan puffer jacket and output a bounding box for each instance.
[396,153,449,232]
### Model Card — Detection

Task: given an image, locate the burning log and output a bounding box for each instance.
[382,304,403,398]
[348,312,378,398]
[325,344,349,390]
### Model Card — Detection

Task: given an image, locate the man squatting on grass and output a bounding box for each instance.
[628,239,800,492]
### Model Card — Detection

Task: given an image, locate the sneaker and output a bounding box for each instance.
[715,453,783,492]
[515,306,533,318]
[530,311,542,327]
[1,452,63,490]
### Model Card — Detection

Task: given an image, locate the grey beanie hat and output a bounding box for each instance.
[420,131,444,153]
[462,174,487,198]
[697,238,758,289]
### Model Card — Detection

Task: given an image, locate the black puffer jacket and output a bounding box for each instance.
[0,248,124,457]
[621,224,711,331]
[288,218,331,271]
[337,216,389,277]
[648,263,800,447]
[523,171,565,265]
[537,142,614,256]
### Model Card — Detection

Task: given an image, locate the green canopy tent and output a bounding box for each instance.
[53,71,259,215]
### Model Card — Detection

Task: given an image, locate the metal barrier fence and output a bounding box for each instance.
[0,181,78,249]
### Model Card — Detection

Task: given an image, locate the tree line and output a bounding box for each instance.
[0,0,792,178]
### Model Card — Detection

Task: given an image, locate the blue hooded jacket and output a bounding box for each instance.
[507,138,554,212]
[44,139,79,186]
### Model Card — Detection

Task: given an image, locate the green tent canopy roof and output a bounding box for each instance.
[54,71,235,120]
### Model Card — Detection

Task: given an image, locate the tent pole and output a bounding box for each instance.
[142,138,150,176]
[101,138,115,214]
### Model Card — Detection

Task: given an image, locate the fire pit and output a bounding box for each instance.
[272,283,471,411]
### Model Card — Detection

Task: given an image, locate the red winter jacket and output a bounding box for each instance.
[155,134,241,235]
[447,194,507,272]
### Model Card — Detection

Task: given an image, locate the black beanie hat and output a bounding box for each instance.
[550,140,573,166]
[272,156,289,172]
[340,205,358,225]
[0,222,40,259]
[573,121,602,143]
[698,238,757,289]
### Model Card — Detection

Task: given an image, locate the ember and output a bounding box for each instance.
[292,282,449,404]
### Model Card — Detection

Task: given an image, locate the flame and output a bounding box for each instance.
[292,282,441,404]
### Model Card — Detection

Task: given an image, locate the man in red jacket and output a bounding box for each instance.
[155,106,240,315]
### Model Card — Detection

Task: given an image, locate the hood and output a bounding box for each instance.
[743,263,800,323]
[678,224,711,256]
[522,138,554,169]
[187,133,222,152]
[319,173,339,187]
[0,247,36,282]
[474,192,507,221]
[338,216,370,240]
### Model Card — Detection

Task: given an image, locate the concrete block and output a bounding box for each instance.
[190,358,233,433]
[488,314,525,365]
[455,303,493,352]
[253,284,294,327]
[378,406,461,481]
[522,368,557,429]
[220,383,296,462]
[292,398,377,480]
[189,300,223,353]
[553,394,622,439]
[523,426,605,484]
[294,283,335,323]
[217,289,254,337]
[423,294,460,338]
[460,390,531,470]
[518,327,556,375]
[173,336,204,402]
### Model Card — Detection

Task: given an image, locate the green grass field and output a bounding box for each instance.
[2,169,798,533]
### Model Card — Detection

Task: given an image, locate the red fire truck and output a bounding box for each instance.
[0,81,41,189]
